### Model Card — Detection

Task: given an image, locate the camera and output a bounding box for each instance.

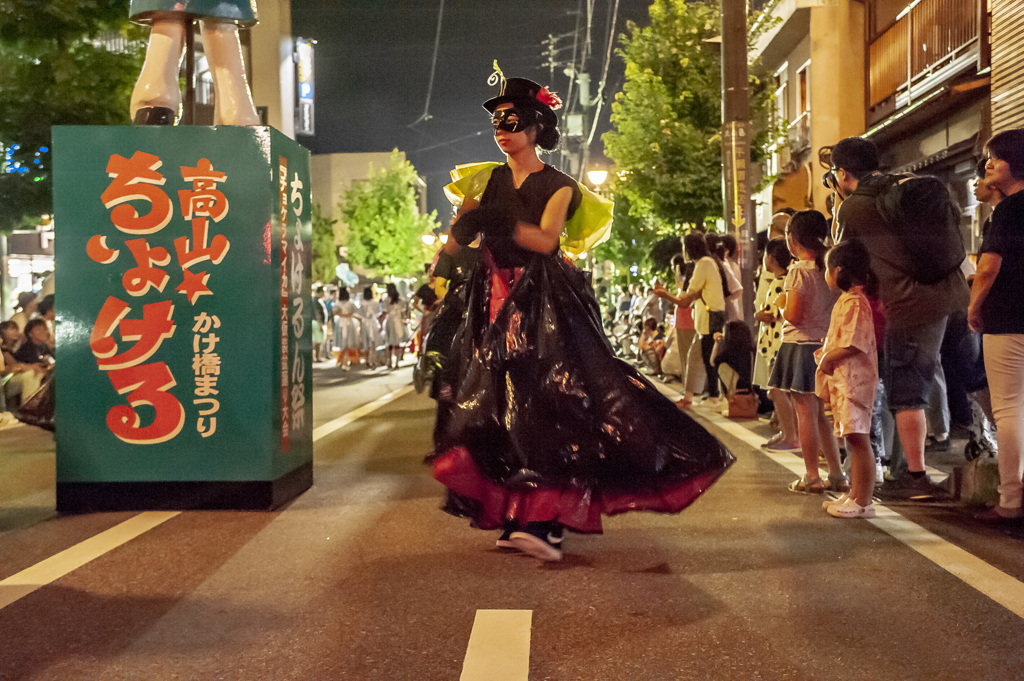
[822,170,838,190]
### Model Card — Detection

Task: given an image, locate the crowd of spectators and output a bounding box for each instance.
[1,283,55,429]
[610,128,1024,523]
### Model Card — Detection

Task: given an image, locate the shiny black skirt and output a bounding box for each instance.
[427,248,734,533]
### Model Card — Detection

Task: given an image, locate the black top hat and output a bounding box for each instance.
[483,77,561,125]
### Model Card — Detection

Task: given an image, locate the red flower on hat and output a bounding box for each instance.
[537,86,562,111]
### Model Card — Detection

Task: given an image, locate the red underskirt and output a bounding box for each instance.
[432,446,724,534]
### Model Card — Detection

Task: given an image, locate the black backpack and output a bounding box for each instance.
[856,173,966,285]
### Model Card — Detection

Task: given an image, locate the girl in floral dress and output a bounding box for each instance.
[817,240,880,518]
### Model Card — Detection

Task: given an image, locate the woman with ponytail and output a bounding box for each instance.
[769,210,844,494]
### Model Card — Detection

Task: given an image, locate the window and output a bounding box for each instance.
[774,64,790,125]
[796,61,811,117]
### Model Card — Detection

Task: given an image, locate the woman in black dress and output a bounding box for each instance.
[428,71,734,561]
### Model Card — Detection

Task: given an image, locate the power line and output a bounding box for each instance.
[413,130,486,153]
[409,0,445,128]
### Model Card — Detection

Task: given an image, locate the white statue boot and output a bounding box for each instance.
[200,20,260,126]
[131,19,186,125]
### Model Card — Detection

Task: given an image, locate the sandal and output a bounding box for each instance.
[675,398,693,410]
[788,476,825,494]
[828,475,851,494]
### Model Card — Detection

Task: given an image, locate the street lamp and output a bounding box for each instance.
[587,169,608,188]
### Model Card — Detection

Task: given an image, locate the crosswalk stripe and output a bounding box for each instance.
[461,609,532,681]
[700,409,1024,619]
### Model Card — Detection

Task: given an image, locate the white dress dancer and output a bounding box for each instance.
[384,294,409,369]
[333,299,361,369]
[360,295,385,368]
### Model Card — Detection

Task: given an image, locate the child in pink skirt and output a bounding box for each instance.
[816,239,880,518]
[768,211,844,494]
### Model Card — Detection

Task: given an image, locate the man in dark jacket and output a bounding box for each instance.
[831,136,969,500]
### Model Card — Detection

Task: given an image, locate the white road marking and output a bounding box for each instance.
[312,384,415,442]
[701,409,1024,619]
[461,609,532,681]
[0,383,415,612]
[0,511,179,610]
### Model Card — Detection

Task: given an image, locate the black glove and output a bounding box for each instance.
[451,204,515,245]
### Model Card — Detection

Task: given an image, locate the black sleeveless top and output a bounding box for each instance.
[478,164,583,268]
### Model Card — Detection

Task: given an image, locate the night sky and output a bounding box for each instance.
[290,1,650,217]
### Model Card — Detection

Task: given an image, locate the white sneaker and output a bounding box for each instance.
[827,497,876,519]
[495,530,518,551]
[509,530,563,562]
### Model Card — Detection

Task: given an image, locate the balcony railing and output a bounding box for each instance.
[868,0,979,109]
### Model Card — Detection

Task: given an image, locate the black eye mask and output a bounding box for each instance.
[491,108,534,133]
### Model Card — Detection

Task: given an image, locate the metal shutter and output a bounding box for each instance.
[992,0,1024,132]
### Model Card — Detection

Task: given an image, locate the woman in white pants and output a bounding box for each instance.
[967,128,1024,522]
[656,255,705,408]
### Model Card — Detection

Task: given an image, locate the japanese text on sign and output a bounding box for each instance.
[90,151,231,444]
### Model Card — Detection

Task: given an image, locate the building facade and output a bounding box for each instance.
[750,0,1024,253]
[749,0,867,229]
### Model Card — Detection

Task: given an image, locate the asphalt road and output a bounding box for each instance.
[2,361,1024,680]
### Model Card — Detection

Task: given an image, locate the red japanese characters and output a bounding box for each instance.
[90,151,232,444]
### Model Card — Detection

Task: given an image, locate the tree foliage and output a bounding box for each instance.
[311,203,338,285]
[337,150,439,279]
[592,193,669,283]
[0,0,145,230]
[602,0,781,232]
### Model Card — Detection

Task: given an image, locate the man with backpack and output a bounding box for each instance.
[830,136,970,500]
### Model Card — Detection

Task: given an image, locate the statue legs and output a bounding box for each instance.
[200,20,260,126]
[131,19,186,124]
[131,18,259,126]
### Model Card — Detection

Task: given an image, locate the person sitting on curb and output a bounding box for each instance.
[1,321,47,410]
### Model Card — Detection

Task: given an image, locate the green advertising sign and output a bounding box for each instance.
[52,126,312,512]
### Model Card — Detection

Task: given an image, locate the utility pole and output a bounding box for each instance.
[543,34,560,83]
[720,0,754,325]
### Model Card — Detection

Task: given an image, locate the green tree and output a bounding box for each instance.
[311,203,338,285]
[592,193,667,283]
[0,1,145,230]
[338,150,439,279]
[602,0,780,229]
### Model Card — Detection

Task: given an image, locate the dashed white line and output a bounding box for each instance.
[461,609,532,681]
